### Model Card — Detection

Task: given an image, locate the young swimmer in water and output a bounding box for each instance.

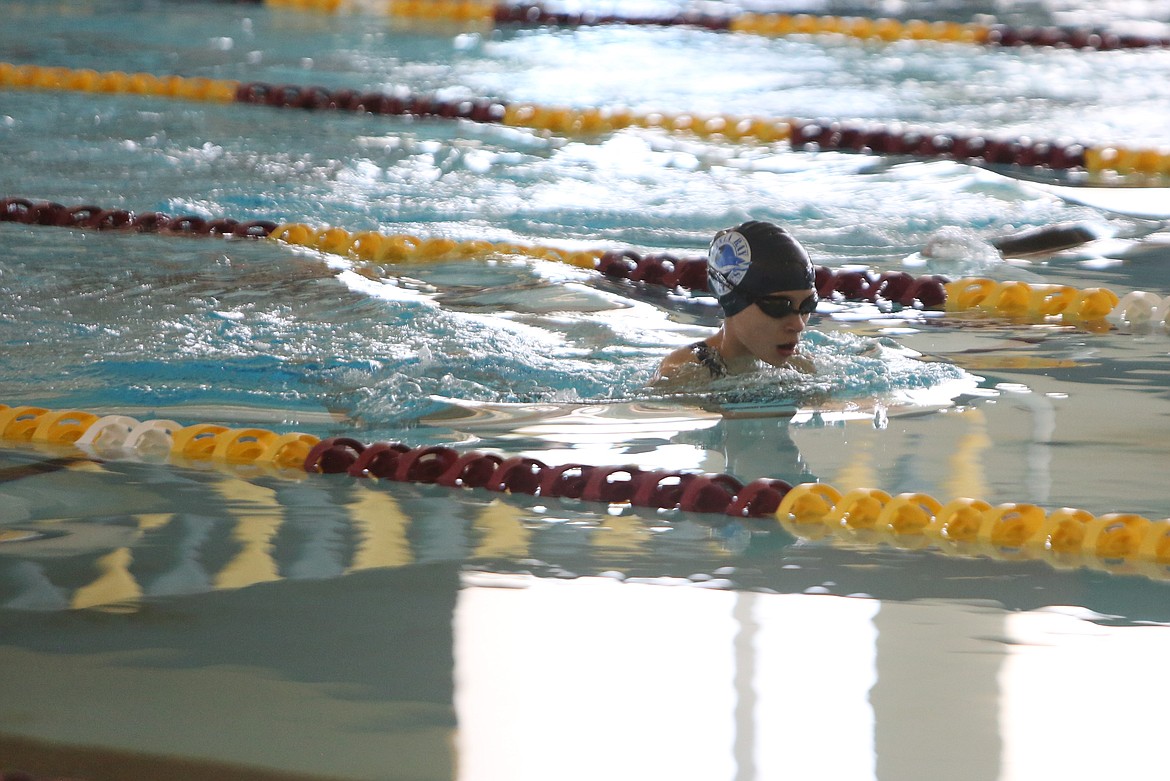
[652,220,818,385]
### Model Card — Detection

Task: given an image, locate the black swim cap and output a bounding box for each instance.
[707,221,814,317]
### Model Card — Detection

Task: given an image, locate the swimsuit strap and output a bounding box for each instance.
[691,341,728,379]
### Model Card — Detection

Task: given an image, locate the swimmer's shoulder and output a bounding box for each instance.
[652,341,815,386]
[652,340,720,386]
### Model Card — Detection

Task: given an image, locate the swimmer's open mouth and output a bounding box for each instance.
[777,341,798,353]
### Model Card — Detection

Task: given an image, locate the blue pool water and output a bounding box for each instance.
[4,2,1170,779]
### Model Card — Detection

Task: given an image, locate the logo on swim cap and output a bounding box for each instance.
[707,229,752,299]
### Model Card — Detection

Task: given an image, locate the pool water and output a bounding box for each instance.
[3,1,1170,779]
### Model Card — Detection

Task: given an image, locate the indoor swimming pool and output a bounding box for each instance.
[3,1,1170,779]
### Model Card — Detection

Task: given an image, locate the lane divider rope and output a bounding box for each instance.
[2,402,1169,580]
[3,62,1169,177]
[3,196,1148,323]
[272,0,1170,51]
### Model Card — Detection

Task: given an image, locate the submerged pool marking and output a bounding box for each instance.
[2,401,1170,581]
[4,61,1170,179]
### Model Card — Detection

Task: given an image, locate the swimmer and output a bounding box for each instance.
[653,220,818,385]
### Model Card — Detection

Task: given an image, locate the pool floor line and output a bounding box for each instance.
[0,732,345,781]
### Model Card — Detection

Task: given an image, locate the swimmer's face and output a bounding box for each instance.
[726,289,816,366]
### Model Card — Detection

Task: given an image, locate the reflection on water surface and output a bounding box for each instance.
[2,453,1170,780]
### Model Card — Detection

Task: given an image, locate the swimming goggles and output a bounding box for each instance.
[753,292,819,319]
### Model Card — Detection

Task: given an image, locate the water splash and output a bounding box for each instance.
[659,329,977,412]
[903,225,1007,277]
